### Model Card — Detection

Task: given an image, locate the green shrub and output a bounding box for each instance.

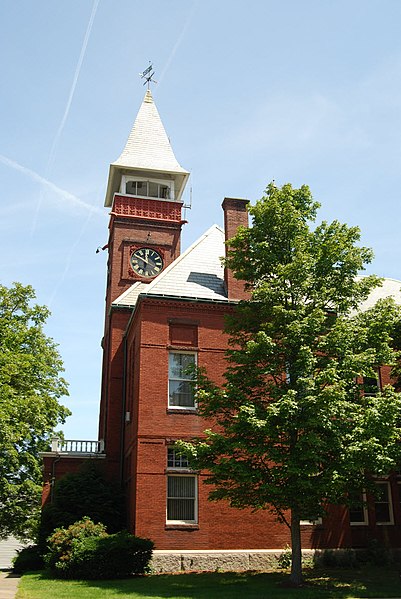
[362,538,392,566]
[38,505,76,553]
[12,545,44,573]
[317,548,359,568]
[45,517,154,579]
[277,545,292,569]
[69,531,154,579]
[45,517,107,574]
[38,462,124,551]
[316,541,393,569]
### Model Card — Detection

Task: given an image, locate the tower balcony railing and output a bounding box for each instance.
[50,438,105,454]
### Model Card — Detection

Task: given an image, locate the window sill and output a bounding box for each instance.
[165,468,197,474]
[165,524,199,531]
[167,408,198,415]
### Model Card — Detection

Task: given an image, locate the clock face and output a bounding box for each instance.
[130,247,163,278]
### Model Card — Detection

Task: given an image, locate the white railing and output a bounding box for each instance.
[50,438,105,454]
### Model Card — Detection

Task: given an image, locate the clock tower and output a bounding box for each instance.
[99,89,189,467]
[104,89,189,309]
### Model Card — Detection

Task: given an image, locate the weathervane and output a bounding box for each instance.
[140,62,157,89]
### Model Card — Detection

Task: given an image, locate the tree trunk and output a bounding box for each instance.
[289,508,303,586]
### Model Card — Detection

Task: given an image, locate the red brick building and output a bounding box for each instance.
[42,90,401,562]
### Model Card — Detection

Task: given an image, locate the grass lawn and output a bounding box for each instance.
[15,567,401,599]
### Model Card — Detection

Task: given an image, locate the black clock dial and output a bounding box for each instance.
[130,248,163,278]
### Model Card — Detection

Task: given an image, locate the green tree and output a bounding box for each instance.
[0,282,70,539]
[179,183,401,586]
[39,462,125,551]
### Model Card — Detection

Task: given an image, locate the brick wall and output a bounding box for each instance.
[118,296,355,550]
[221,197,249,300]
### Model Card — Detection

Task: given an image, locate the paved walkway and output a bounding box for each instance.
[0,538,25,571]
[0,572,20,599]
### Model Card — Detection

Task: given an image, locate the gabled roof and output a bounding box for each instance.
[104,90,189,206]
[112,225,228,308]
[112,229,401,313]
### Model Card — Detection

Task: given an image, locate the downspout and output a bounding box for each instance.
[120,301,140,480]
[119,328,128,486]
[101,311,111,446]
[50,455,62,503]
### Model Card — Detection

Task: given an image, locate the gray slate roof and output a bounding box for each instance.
[113,225,228,308]
[113,90,189,176]
[113,227,401,313]
[104,90,189,206]
[356,277,401,311]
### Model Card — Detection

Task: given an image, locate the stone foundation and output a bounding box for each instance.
[151,549,288,573]
[151,548,401,574]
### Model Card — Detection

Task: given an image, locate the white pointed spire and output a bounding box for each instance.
[114,90,187,174]
[104,90,189,207]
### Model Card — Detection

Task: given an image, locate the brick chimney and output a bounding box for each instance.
[221,197,249,300]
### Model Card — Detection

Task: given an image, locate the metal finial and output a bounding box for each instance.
[140,62,157,89]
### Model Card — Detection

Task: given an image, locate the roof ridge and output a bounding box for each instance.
[356,275,401,284]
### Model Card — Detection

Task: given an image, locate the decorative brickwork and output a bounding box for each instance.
[112,195,182,222]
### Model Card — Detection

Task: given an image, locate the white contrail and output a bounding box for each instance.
[41,0,102,306]
[47,0,101,173]
[157,0,199,87]
[0,154,103,216]
[31,0,101,235]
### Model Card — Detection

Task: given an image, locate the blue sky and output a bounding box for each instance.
[1,0,401,440]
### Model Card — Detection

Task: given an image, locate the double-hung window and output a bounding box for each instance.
[168,352,196,409]
[362,376,380,397]
[374,481,393,525]
[349,492,368,525]
[166,448,197,524]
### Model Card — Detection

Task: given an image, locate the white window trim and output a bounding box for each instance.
[374,481,394,525]
[167,447,190,470]
[166,474,198,525]
[349,492,369,526]
[120,175,175,200]
[300,518,322,526]
[168,351,197,410]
